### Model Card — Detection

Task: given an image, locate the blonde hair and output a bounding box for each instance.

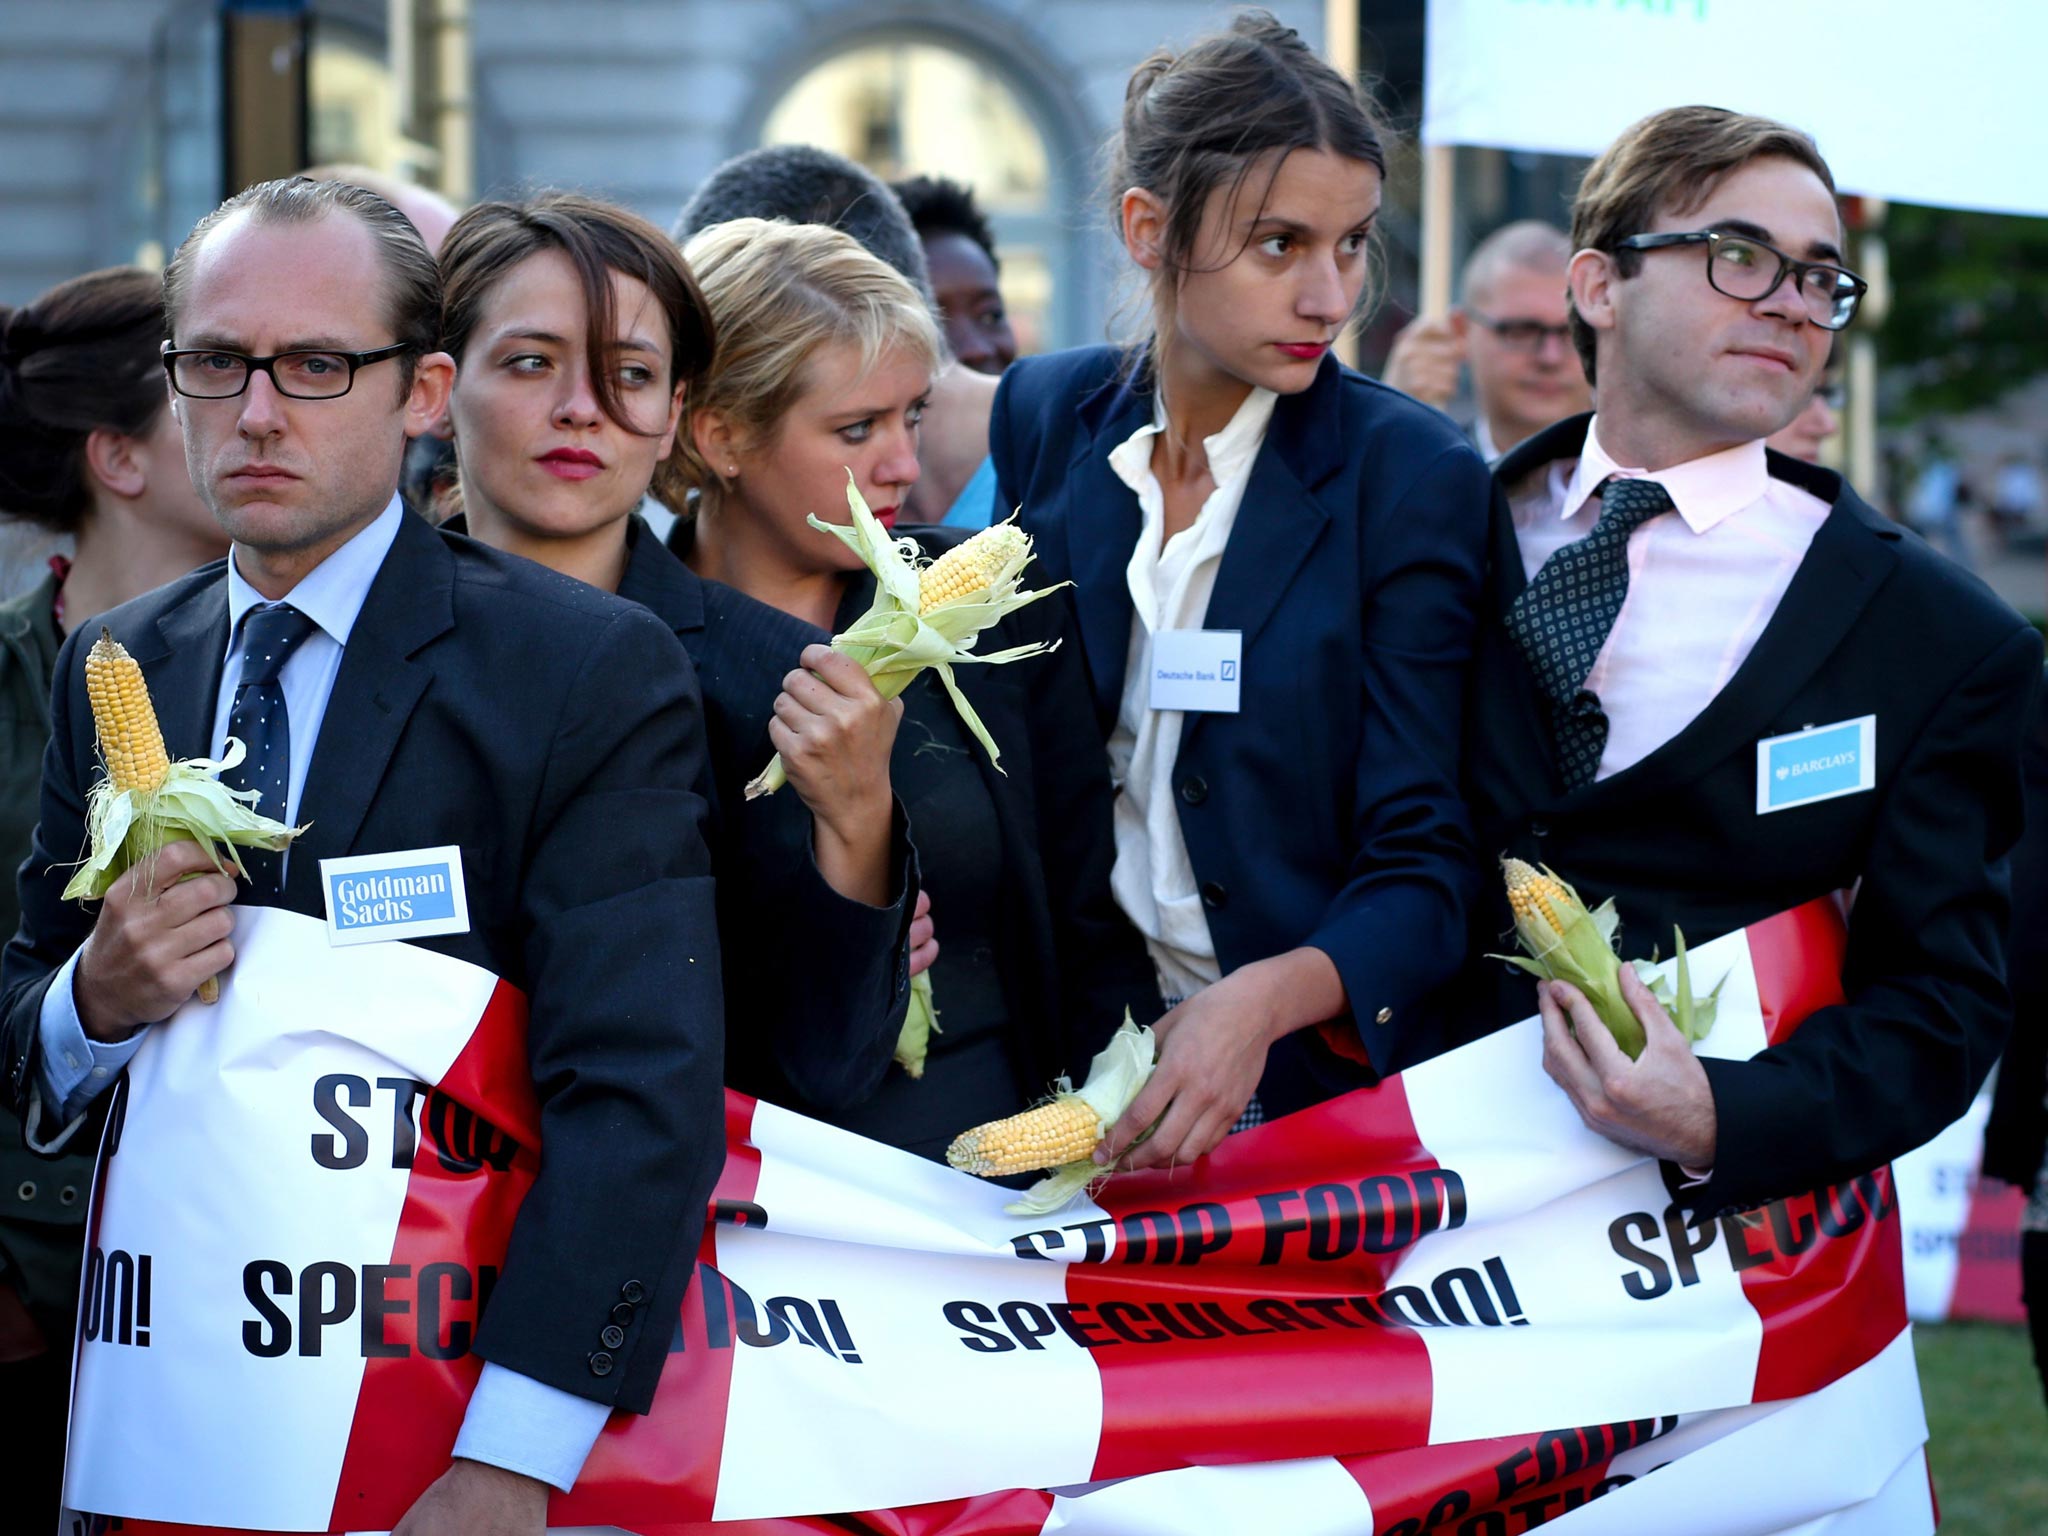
[665,217,942,512]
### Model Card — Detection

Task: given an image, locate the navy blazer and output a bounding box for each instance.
[991,346,1493,1111]
[1467,414,2043,1216]
[615,516,919,1111]
[0,510,725,1415]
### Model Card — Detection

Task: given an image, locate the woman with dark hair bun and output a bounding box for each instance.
[993,11,1492,1169]
[0,264,226,1530]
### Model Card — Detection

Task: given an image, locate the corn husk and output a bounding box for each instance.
[745,473,1066,800]
[1002,1015,1158,1216]
[1490,859,1722,1059]
[893,971,940,1078]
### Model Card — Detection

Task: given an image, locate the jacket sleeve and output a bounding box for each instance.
[1304,444,1494,1071]
[719,788,918,1113]
[1691,624,2044,1215]
[471,605,725,1416]
[1984,663,2048,1190]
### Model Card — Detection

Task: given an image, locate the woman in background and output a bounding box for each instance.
[0,265,228,1529]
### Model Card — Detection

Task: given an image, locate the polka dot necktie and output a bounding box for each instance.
[221,602,317,893]
[1504,476,1675,790]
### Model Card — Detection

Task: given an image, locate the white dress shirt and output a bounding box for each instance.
[1509,418,1831,780]
[1106,386,1277,1002]
[32,497,607,1490]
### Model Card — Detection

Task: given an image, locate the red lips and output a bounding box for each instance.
[872,505,899,531]
[538,447,604,481]
[1276,342,1329,361]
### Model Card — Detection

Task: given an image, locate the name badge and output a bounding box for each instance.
[320,845,471,947]
[1755,716,1876,815]
[1148,629,1242,714]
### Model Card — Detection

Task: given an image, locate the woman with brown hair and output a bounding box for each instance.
[435,192,925,1114]
[0,264,228,1529]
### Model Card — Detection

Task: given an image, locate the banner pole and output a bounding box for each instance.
[1421,142,1457,316]
[1327,0,1361,368]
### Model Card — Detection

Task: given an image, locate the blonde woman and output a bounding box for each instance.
[668,218,1155,1162]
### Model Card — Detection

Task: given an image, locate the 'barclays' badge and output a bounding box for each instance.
[319,845,471,946]
[1755,716,1876,815]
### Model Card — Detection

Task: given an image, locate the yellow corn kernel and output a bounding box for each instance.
[1503,858,1573,940]
[918,525,1029,615]
[84,630,169,795]
[947,1097,1103,1177]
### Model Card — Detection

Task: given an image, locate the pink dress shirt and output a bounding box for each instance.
[1509,418,1832,781]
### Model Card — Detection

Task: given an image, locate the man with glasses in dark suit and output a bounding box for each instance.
[1463,107,2041,1223]
[0,177,724,1533]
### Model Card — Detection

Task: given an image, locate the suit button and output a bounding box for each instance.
[1528,820,1549,839]
[1199,880,1227,910]
[1179,776,1208,806]
[621,1280,646,1304]
[589,1351,615,1377]
[601,1324,626,1349]
[611,1302,634,1325]
[1375,1007,1392,1025]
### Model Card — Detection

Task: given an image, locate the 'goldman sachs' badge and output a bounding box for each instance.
[319,845,471,946]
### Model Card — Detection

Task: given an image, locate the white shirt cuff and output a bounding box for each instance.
[1678,1164,1714,1189]
[34,950,148,1131]
[452,1361,611,1493]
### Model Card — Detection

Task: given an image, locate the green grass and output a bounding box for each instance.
[1917,1322,2048,1533]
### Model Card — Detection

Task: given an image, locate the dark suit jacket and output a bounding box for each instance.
[667,516,1157,1114]
[991,346,1493,1114]
[616,516,919,1109]
[0,509,724,1414]
[1985,664,2048,1192]
[1467,413,2044,1216]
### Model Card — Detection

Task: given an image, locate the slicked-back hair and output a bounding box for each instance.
[439,191,716,435]
[1568,106,1836,384]
[673,145,932,301]
[892,175,1001,270]
[162,176,442,396]
[0,267,169,533]
[1106,9,1388,375]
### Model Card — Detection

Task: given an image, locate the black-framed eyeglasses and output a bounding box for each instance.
[1615,231,1867,331]
[1466,310,1572,354]
[161,342,411,400]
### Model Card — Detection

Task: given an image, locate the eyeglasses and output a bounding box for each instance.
[162,342,411,400]
[1466,310,1572,354]
[1615,231,1867,331]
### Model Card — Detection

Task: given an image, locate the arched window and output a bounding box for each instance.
[760,39,1068,354]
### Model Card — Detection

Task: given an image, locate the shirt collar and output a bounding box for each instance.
[1561,417,1769,535]
[226,495,404,649]
[1107,385,1279,495]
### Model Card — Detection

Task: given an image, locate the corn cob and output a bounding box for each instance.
[948,1098,1103,1176]
[918,524,1031,614]
[64,629,304,1008]
[1503,858,1573,943]
[85,633,170,794]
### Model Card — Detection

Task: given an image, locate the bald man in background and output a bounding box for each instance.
[1383,220,1592,462]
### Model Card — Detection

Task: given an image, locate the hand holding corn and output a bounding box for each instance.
[1494,859,1721,1059]
[64,630,304,1011]
[744,474,1066,801]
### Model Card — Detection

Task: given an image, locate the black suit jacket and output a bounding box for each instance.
[1466,414,2043,1216]
[1985,664,2048,1191]
[992,346,1492,1111]
[667,516,1157,1115]
[618,517,919,1109]
[0,509,724,1414]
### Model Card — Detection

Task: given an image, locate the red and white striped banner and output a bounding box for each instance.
[64,900,1927,1534]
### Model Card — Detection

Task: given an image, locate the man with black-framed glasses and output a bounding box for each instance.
[1,177,725,1532]
[1383,220,1591,460]
[1459,107,2041,1232]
